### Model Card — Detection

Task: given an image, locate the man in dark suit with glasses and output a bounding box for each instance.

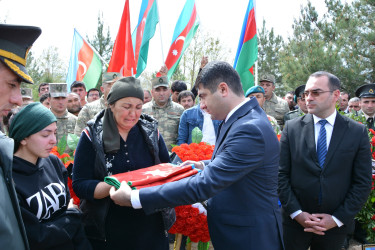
[279,71,372,249]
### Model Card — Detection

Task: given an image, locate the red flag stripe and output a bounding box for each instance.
[134,0,154,65]
[243,7,256,44]
[108,0,136,76]
[76,41,94,81]
[249,66,254,75]
[161,4,197,71]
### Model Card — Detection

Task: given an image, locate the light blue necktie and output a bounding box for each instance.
[317,119,328,168]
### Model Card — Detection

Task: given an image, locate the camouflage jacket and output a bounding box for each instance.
[284,108,305,123]
[55,110,77,143]
[74,97,106,136]
[143,98,184,151]
[263,92,289,128]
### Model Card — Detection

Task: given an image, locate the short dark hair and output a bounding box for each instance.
[171,80,187,92]
[87,88,101,98]
[340,91,350,100]
[309,71,340,91]
[38,82,49,93]
[70,81,86,91]
[39,93,49,103]
[198,61,244,96]
[286,91,294,96]
[178,90,195,103]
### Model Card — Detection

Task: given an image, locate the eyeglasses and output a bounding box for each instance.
[302,90,333,98]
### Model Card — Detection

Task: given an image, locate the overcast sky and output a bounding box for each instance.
[0,0,330,74]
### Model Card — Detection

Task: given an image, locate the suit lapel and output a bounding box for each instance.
[212,99,256,159]
[323,113,348,169]
[212,122,224,157]
[302,114,319,167]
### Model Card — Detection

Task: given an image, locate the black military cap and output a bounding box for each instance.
[355,83,375,98]
[294,84,306,103]
[0,24,41,84]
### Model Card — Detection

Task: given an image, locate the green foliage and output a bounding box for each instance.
[172,29,231,89]
[86,12,113,64]
[57,135,67,155]
[24,47,65,101]
[86,12,114,89]
[39,46,66,83]
[279,0,375,96]
[257,19,285,95]
[24,51,43,100]
[191,127,203,144]
[67,134,79,151]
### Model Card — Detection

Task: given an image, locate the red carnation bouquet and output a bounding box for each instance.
[50,134,80,206]
[355,127,375,242]
[168,128,214,249]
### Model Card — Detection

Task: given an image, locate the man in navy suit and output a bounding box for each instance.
[278,71,372,250]
[110,61,283,250]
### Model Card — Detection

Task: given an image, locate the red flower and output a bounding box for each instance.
[168,205,210,242]
[172,142,214,162]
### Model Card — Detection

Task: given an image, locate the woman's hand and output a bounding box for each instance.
[93,182,113,199]
[180,160,205,170]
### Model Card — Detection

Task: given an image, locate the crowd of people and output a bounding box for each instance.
[1,23,375,250]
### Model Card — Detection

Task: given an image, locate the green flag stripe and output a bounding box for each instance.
[83,53,102,90]
[135,1,159,77]
[235,35,258,92]
[167,21,199,79]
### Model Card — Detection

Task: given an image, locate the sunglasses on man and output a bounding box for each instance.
[302,90,334,98]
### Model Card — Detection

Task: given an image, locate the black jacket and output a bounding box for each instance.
[0,132,29,249]
[78,110,175,240]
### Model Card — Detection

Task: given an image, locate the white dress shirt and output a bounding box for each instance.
[290,111,343,227]
[131,98,250,209]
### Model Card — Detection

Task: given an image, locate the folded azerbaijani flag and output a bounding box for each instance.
[104,163,200,190]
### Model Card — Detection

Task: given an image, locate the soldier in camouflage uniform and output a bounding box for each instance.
[21,88,33,106]
[245,85,281,135]
[284,84,307,122]
[259,73,289,129]
[49,83,77,143]
[143,76,184,151]
[74,72,121,136]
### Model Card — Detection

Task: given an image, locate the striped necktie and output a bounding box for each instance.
[317,119,328,168]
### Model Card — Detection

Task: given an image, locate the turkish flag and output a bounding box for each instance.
[104,163,199,189]
[107,0,136,76]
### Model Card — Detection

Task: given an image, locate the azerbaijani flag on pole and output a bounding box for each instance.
[233,0,257,92]
[108,0,136,76]
[66,29,103,90]
[157,0,199,79]
[132,0,159,77]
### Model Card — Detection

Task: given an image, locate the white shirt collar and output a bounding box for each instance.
[362,112,375,120]
[312,111,337,126]
[225,98,249,123]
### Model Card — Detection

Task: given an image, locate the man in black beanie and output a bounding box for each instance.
[0,23,42,250]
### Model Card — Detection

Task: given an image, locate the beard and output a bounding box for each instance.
[68,105,82,114]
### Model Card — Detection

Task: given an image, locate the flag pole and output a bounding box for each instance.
[255,61,258,86]
[75,28,109,68]
[155,0,165,64]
